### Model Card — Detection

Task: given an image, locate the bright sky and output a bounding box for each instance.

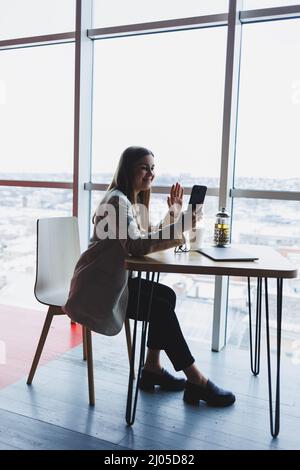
[0,1,299,180]
[0,0,75,39]
[93,0,228,27]
[244,1,298,7]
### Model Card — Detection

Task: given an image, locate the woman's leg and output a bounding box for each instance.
[183,363,207,386]
[134,280,176,374]
[143,350,207,386]
[127,278,235,404]
[144,349,161,373]
[127,278,203,377]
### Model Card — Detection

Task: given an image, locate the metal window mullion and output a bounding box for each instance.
[0,4,299,51]
[0,180,73,189]
[88,13,228,40]
[0,32,75,51]
[240,5,300,24]
[73,0,93,251]
[231,189,300,201]
[212,0,244,353]
[84,183,219,197]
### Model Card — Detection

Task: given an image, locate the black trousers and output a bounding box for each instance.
[126,277,195,372]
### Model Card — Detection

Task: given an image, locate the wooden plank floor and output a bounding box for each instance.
[0,328,300,450]
[0,304,84,389]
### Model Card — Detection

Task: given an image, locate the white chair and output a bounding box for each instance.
[27,216,133,405]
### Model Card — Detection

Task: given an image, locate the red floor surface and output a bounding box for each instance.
[0,304,83,389]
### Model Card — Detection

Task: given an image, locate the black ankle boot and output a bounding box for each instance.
[139,368,186,392]
[183,380,235,407]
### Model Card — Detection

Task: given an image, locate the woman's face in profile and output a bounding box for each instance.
[132,154,155,192]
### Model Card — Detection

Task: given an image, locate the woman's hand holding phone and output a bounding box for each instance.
[191,205,203,230]
[187,185,206,230]
[187,204,203,232]
[168,183,204,237]
[174,204,203,236]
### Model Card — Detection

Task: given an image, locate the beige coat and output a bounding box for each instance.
[63,189,184,335]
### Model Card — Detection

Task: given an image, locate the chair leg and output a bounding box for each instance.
[27,309,54,385]
[82,325,87,361]
[85,328,95,406]
[125,318,135,380]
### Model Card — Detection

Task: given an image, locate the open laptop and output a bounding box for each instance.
[197,246,259,262]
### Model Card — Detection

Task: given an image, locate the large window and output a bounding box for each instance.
[1,1,299,353]
[0,0,75,39]
[229,17,300,352]
[91,25,227,345]
[234,20,300,190]
[227,198,300,355]
[92,28,227,187]
[93,0,228,28]
[0,44,75,181]
[0,187,72,309]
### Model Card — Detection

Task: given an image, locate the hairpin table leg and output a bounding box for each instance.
[247,277,262,375]
[125,271,157,426]
[265,277,282,438]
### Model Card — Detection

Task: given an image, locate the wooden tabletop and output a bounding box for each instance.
[125,244,298,279]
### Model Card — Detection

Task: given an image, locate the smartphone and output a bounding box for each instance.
[188,185,207,210]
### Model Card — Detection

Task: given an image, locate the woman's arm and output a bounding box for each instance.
[94,194,191,257]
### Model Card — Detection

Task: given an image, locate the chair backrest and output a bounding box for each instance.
[34,217,81,306]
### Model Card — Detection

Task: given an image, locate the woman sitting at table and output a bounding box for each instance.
[63,146,235,407]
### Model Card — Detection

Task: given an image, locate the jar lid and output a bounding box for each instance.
[216,208,230,217]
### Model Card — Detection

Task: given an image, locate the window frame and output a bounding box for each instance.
[1,0,300,350]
